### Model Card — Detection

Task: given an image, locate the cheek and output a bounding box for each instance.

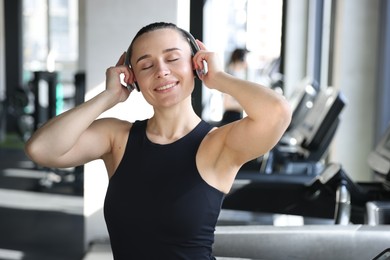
[176,60,195,78]
[133,71,151,89]
[180,66,196,86]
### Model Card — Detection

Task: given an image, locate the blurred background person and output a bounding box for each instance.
[220,48,248,125]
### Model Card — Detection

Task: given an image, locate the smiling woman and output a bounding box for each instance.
[25,22,292,259]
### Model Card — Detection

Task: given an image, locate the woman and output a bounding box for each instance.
[25,22,291,259]
[226,48,248,79]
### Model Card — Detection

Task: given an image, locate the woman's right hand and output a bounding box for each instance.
[105,52,136,103]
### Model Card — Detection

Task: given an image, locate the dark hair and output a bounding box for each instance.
[126,22,190,66]
[229,48,248,64]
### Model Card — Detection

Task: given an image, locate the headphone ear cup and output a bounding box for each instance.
[184,32,201,79]
[132,82,140,92]
[193,65,200,80]
[187,40,200,79]
[124,49,141,92]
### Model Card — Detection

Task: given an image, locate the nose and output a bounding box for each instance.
[155,60,170,78]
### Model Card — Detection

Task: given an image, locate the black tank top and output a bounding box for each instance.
[104,119,225,259]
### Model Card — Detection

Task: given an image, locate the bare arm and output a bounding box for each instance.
[195,41,292,168]
[25,54,134,168]
[213,73,291,163]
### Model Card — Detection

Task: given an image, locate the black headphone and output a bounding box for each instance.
[124,29,207,92]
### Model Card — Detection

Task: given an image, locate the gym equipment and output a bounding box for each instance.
[30,72,86,194]
[31,71,59,131]
[368,124,390,185]
[213,225,390,260]
[258,86,346,176]
[215,125,390,260]
[224,119,390,220]
[286,77,319,132]
[366,124,390,225]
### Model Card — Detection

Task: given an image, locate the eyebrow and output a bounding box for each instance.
[135,47,182,64]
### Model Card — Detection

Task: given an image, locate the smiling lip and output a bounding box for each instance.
[155,82,178,91]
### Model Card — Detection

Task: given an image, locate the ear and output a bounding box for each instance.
[192,59,198,79]
[130,69,140,92]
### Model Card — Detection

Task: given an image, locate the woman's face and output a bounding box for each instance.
[130,28,195,108]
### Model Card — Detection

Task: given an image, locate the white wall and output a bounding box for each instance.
[83,0,189,248]
[330,0,379,181]
[283,0,308,98]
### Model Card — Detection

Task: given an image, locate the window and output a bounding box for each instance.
[202,0,283,122]
[22,0,79,114]
[23,0,78,82]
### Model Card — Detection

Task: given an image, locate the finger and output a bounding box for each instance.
[106,65,131,85]
[116,52,126,66]
[123,68,135,85]
[193,52,206,71]
[196,39,207,51]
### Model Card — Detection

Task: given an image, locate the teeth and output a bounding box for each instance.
[157,83,176,91]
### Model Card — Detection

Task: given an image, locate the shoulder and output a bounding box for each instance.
[94,117,131,125]
[89,118,133,149]
[92,117,132,132]
[97,118,133,177]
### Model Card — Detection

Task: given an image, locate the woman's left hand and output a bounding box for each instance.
[193,40,223,87]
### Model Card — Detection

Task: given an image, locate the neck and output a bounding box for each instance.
[147,101,201,144]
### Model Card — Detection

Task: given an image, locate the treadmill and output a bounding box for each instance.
[262,86,346,175]
[214,125,390,260]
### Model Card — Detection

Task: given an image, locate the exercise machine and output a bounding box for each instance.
[215,124,390,260]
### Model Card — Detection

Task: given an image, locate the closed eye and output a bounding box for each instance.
[141,65,153,70]
[167,58,179,62]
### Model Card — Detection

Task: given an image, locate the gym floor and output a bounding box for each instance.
[0,134,85,260]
